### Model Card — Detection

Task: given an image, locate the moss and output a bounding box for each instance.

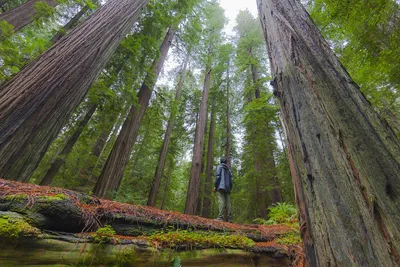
[38,194,68,202]
[4,194,28,202]
[0,212,40,240]
[93,225,116,243]
[276,230,301,245]
[146,230,255,250]
[76,245,136,267]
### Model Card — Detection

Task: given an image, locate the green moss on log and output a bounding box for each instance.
[146,230,255,250]
[0,212,40,240]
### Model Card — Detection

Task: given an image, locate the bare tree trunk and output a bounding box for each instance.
[147,55,189,207]
[257,0,400,266]
[184,56,212,215]
[39,104,97,185]
[225,60,231,168]
[0,0,56,34]
[196,107,209,216]
[160,159,174,210]
[0,0,148,182]
[264,138,282,205]
[93,28,175,198]
[202,100,215,218]
[78,120,113,182]
[50,5,90,43]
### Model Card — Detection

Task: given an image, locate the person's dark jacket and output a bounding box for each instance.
[214,163,233,193]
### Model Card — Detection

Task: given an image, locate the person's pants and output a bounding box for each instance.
[217,190,232,221]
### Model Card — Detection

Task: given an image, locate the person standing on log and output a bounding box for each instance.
[214,157,233,222]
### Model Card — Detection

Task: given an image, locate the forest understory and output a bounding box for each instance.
[0,179,304,266]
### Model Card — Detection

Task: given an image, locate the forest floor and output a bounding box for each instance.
[0,179,304,266]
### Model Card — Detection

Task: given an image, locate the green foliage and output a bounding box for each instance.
[147,230,255,249]
[93,225,116,243]
[276,229,301,245]
[266,202,298,225]
[34,2,56,22]
[0,20,15,38]
[170,256,182,267]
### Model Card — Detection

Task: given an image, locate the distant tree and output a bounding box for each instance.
[93,28,175,198]
[147,54,189,207]
[184,2,226,215]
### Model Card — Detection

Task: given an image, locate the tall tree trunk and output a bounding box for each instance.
[225,60,231,168]
[147,54,189,207]
[50,5,90,43]
[257,0,400,266]
[39,104,97,185]
[90,114,125,183]
[93,28,175,198]
[202,100,215,218]
[0,0,147,182]
[79,120,113,182]
[160,159,174,210]
[184,57,212,215]
[264,137,282,205]
[0,0,56,34]
[250,63,268,219]
[196,106,209,216]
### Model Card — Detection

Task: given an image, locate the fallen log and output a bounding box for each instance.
[0,179,304,266]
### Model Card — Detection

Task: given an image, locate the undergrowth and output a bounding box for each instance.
[146,229,255,250]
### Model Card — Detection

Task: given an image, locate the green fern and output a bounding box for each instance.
[171,256,182,267]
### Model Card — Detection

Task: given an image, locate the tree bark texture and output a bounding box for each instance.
[202,100,215,218]
[93,28,175,198]
[0,0,147,182]
[196,110,209,216]
[39,104,97,186]
[0,0,56,33]
[147,54,189,207]
[50,4,90,43]
[184,63,212,215]
[257,0,400,266]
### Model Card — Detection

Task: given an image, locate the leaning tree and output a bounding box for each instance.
[0,0,148,182]
[257,0,400,266]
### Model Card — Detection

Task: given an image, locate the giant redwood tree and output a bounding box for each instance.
[93,28,175,198]
[257,0,400,266]
[0,0,148,182]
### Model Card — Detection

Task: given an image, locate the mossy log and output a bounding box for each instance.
[0,179,303,266]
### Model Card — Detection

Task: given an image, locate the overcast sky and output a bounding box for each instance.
[218,0,258,35]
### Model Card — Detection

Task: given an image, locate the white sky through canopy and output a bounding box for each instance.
[218,0,259,35]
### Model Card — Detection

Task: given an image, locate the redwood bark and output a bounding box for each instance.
[257,0,400,266]
[184,59,212,215]
[50,5,90,43]
[147,54,189,207]
[93,28,175,198]
[39,104,97,185]
[0,0,56,33]
[0,0,147,182]
[202,100,215,218]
